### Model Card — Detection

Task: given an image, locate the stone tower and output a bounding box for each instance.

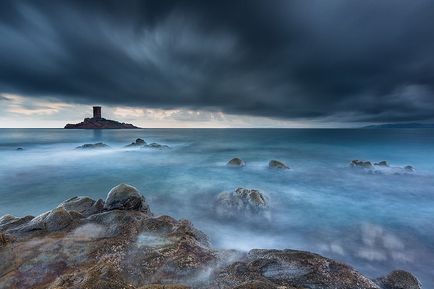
[93,106,102,119]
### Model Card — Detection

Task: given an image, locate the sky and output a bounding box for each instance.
[1,0,434,128]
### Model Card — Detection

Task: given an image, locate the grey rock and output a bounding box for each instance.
[227,158,246,167]
[214,249,380,289]
[126,138,147,147]
[0,215,34,232]
[143,142,169,149]
[268,160,289,169]
[58,196,104,217]
[75,142,110,150]
[104,183,151,214]
[374,160,389,167]
[44,207,74,231]
[351,160,374,169]
[404,165,415,172]
[216,188,268,217]
[376,270,422,289]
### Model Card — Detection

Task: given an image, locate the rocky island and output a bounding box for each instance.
[0,184,422,289]
[65,106,140,129]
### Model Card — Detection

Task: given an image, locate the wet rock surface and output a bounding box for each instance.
[143,142,170,149]
[126,138,147,147]
[215,188,268,218]
[375,270,422,289]
[227,158,246,167]
[350,160,416,174]
[104,183,151,213]
[268,160,289,169]
[0,184,422,289]
[75,142,110,150]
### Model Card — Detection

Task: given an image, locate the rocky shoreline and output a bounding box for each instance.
[0,184,422,289]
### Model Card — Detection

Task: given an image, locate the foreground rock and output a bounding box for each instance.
[227,158,246,167]
[0,184,422,289]
[215,188,268,218]
[375,270,422,289]
[269,160,289,169]
[350,160,415,174]
[104,183,150,213]
[214,249,380,289]
[75,142,110,150]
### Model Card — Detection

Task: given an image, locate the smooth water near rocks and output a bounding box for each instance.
[0,128,433,286]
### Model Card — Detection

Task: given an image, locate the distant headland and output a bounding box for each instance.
[362,123,434,129]
[64,106,140,129]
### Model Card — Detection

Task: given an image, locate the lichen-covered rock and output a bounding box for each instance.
[0,185,216,289]
[214,249,380,289]
[75,142,110,150]
[0,184,423,289]
[215,188,268,218]
[268,160,289,169]
[58,196,104,217]
[227,158,246,167]
[126,138,147,147]
[376,270,422,289]
[104,183,151,214]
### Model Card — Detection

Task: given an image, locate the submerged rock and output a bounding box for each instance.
[375,270,422,289]
[351,159,374,169]
[404,165,415,172]
[144,142,170,149]
[75,142,110,150]
[351,160,416,174]
[104,183,151,214]
[215,188,268,217]
[126,138,147,147]
[374,160,389,167]
[227,158,246,167]
[268,160,289,169]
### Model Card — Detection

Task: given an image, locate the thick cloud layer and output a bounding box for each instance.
[1,0,434,123]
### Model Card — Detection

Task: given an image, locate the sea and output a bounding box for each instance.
[0,128,433,286]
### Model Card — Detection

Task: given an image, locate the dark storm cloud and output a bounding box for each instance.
[1,0,434,123]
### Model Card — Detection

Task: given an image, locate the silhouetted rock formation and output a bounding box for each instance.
[65,106,140,129]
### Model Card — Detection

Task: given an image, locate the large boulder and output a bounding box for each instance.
[58,196,104,217]
[104,183,151,214]
[227,158,246,167]
[268,160,289,169]
[215,188,268,217]
[376,270,422,289]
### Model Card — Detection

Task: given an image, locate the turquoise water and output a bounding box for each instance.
[0,128,433,286]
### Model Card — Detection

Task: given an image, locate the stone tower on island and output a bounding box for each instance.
[93,106,102,119]
[64,106,140,129]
